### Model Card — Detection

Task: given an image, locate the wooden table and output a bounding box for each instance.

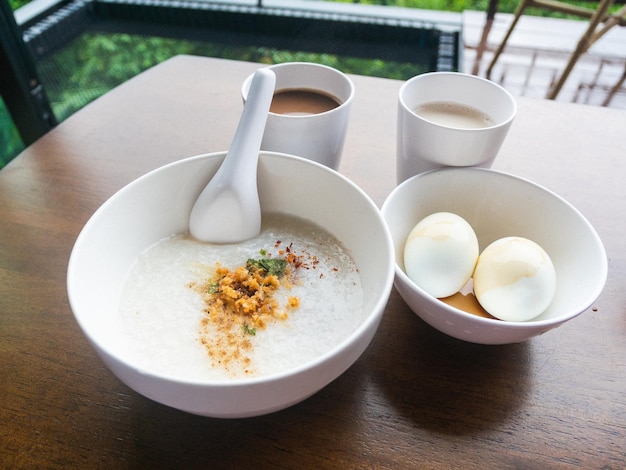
[1,55,624,468]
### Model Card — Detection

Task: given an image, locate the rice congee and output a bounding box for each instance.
[118,213,364,381]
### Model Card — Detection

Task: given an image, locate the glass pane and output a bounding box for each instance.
[13,0,458,145]
[0,96,25,169]
[32,28,434,125]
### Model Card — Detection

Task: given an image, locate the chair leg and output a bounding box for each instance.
[485,0,530,80]
[546,0,616,99]
[589,4,626,45]
[602,63,626,106]
[472,0,500,75]
[472,17,494,75]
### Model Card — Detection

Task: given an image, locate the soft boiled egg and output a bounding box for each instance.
[403,212,479,298]
[473,236,556,321]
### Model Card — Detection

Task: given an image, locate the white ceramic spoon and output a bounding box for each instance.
[189,68,276,243]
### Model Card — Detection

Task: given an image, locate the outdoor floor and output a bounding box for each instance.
[462,9,626,109]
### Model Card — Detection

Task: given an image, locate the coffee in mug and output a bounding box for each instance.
[270,88,341,116]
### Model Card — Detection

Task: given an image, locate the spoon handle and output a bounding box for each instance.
[218,68,276,181]
[188,68,276,243]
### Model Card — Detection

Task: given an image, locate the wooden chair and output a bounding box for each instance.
[485,0,626,100]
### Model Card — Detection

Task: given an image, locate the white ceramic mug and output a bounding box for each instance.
[397,72,517,183]
[242,62,354,170]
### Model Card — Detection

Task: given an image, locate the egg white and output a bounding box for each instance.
[403,212,479,298]
[473,236,556,321]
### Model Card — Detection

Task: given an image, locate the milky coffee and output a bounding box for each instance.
[414,101,495,129]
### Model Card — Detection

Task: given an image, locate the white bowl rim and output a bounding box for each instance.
[67,150,395,387]
[381,166,608,329]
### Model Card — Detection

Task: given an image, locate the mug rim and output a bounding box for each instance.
[398,71,517,132]
[242,62,355,119]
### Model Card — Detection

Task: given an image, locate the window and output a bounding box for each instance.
[1,0,462,167]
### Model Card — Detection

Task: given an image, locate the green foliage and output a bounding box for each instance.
[35,30,428,125]
[324,0,606,15]
[36,33,200,121]
[0,98,24,169]
[326,0,511,12]
[9,0,29,10]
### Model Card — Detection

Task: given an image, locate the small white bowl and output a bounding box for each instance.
[67,151,394,418]
[381,167,607,345]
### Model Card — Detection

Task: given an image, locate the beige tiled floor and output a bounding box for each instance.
[462,10,626,109]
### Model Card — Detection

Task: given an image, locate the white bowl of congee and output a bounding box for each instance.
[67,151,395,418]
